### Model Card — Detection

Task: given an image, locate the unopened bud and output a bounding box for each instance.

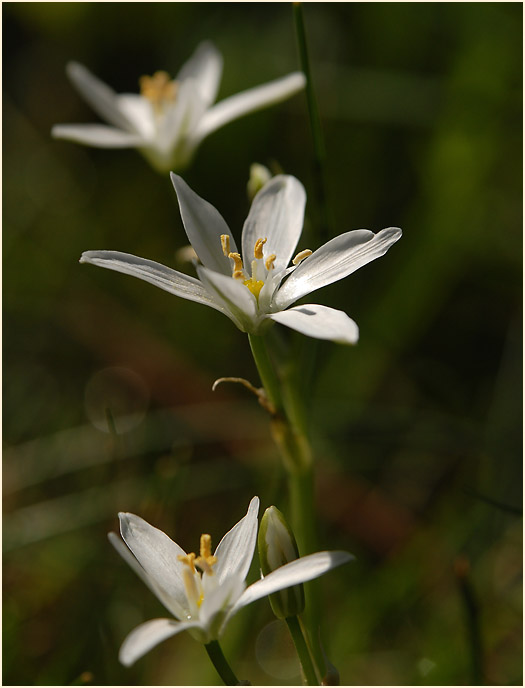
[258,506,305,619]
[247,163,272,201]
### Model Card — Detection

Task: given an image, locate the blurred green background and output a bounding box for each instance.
[3,2,522,685]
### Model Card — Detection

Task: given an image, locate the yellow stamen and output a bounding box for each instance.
[194,533,217,576]
[254,237,267,260]
[200,534,213,559]
[292,249,313,265]
[228,252,244,278]
[182,566,202,607]
[244,278,265,300]
[139,71,178,106]
[220,234,231,257]
[265,254,276,271]
[178,552,197,574]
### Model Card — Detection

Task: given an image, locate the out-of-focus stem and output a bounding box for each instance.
[293,1,332,241]
[454,556,485,685]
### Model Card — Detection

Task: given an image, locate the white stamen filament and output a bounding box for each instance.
[182,567,202,615]
[251,259,260,282]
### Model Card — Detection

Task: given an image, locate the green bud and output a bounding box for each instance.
[258,506,305,619]
[247,163,272,201]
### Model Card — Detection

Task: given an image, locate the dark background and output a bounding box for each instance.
[3,2,522,685]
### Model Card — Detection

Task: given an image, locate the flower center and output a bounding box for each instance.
[220,234,312,304]
[244,278,264,299]
[178,534,218,612]
[139,71,178,112]
[179,534,217,577]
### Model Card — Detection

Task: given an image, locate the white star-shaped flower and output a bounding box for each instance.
[51,41,305,172]
[109,496,352,666]
[81,174,402,344]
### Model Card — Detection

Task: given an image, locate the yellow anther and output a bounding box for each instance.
[200,534,213,559]
[228,252,244,277]
[220,234,231,257]
[254,237,267,260]
[139,71,178,106]
[292,249,313,265]
[244,278,265,300]
[265,254,276,271]
[194,533,217,576]
[178,552,197,574]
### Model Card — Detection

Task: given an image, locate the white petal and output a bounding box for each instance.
[241,176,306,272]
[109,531,189,621]
[118,513,190,619]
[196,265,258,332]
[176,41,223,107]
[269,304,359,345]
[116,94,156,140]
[51,124,143,148]
[108,532,151,588]
[66,61,133,131]
[214,497,259,585]
[275,227,402,309]
[79,250,224,312]
[229,551,354,618]
[192,72,306,146]
[198,575,246,638]
[160,81,207,154]
[119,618,200,666]
[170,174,237,275]
[257,264,297,312]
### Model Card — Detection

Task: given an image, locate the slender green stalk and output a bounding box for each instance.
[293,1,332,240]
[454,557,485,685]
[204,640,241,686]
[289,465,315,557]
[248,332,325,674]
[289,466,324,675]
[248,333,283,412]
[286,615,319,685]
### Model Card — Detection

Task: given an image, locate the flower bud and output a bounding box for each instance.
[258,506,305,619]
[247,163,272,201]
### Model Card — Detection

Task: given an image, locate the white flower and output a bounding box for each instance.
[81,174,402,344]
[109,496,352,666]
[51,41,306,172]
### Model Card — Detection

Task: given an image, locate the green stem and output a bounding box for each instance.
[289,465,315,556]
[248,333,283,412]
[454,557,485,685]
[248,332,325,675]
[286,615,319,685]
[289,466,324,676]
[293,1,332,241]
[204,640,241,686]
